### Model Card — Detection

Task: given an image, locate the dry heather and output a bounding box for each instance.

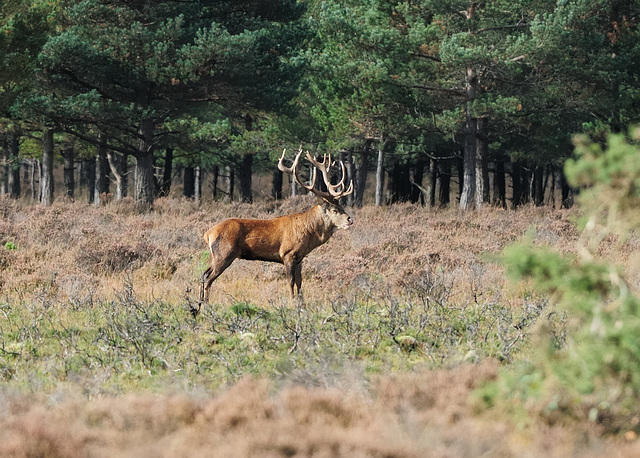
[3,195,639,456]
[0,194,578,305]
[2,363,638,457]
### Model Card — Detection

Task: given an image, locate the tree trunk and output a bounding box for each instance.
[511,162,522,208]
[354,149,368,207]
[40,128,54,206]
[31,160,38,201]
[8,132,20,199]
[80,158,96,203]
[183,166,195,198]
[134,118,156,206]
[30,159,39,201]
[212,165,219,200]
[159,147,173,197]
[121,154,129,198]
[390,160,412,204]
[521,167,532,205]
[544,168,553,206]
[194,166,201,203]
[492,160,506,208]
[224,165,234,202]
[390,161,400,204]
[533,166,544,206]
[106,151,127,200]
[389,161,399,204]
[475,120,489,207]
[549,167,557,208]
[561,177,572,208]
[437,160,451,208]
[428,158,436,207]
[554,166,572,208]
[62,144,75,199]
[410,160,425,205]
[0,136,8,195]
[459,67,477,210]
[23,157,28,184]
[272,167,283,200]
[456,155,464,203]
[375,139,385,207]
[239,154,253,203]
[94,143,109,206]
[135,153,155,205]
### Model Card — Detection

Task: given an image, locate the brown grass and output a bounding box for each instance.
[2,363,638,457]
[3,195,640,456]
[0,195,580,306]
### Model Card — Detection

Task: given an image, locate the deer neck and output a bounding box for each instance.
[314,205,337,240]
[298,205,334,244]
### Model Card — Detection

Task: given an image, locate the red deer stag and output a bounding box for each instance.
[200,148,354,304]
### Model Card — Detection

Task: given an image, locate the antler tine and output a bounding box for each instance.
[331,159,354,197]
[278,147,304,174]
[278,148,318,194]
[277,148,291,175]
[305,152,329,173]
[278,148,354,200]
[305,151,333,192]
[277,148,294,173]
[305,151,354,198]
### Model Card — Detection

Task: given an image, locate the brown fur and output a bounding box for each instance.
[202,200,353,301]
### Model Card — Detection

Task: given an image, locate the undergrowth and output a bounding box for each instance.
[3,179,627,455]
[0,194,579,396]
[479,126,640,438]
[0,267,558,394]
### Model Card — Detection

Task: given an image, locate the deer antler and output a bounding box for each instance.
[305,152,354,198]
[277,147,301,176]
[278,148,353,200]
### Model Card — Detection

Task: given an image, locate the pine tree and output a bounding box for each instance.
[0,0,57,199]
[26,0,302,205]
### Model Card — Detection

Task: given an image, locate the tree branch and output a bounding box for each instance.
[475,22,530,34]
[410,84,465,97]
[409,52,442,63]
[55,125,137,157]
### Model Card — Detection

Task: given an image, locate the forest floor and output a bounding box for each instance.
[0,195,639,457]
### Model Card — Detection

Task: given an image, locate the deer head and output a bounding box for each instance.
[278,147,354,230]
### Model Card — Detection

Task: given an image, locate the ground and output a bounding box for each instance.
[0,196,638,456]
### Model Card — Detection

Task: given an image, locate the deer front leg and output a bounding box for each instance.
[294,262,303,297]
[283,255,302,299]
[284,259,296,299]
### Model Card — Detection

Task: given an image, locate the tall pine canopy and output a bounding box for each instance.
[1,0,639,208]
[24,0,302,204]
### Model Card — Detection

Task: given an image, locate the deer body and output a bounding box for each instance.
[201,150,354,302]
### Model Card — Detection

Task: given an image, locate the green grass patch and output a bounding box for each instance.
[0,271,558,395]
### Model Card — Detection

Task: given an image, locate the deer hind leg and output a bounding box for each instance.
[203,250,237,302]
[199,265,216,301]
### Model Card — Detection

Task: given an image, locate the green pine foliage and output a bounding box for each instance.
[2,0,640,205]
[488,127,640,433]
[568,127,640,233]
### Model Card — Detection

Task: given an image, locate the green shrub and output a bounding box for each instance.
[489,126,640,434]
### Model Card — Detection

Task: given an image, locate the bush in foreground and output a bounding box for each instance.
[485,127,640,436]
